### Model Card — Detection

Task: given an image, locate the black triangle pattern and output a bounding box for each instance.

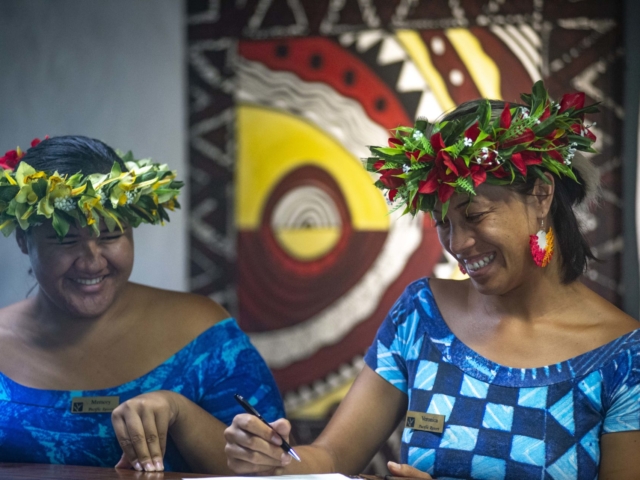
[343,34,424,121]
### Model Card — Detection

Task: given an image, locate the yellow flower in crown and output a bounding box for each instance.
[14,163,47,205]
[111,173,138,207]
[36,173,73,218]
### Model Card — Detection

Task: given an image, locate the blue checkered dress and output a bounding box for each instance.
[364,278,640,479]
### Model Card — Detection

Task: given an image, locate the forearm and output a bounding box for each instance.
[275,443,337,475]
[169,394,235,474]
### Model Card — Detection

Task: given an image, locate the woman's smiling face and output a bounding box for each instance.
[433,183,543,295]
[18,221,134,318]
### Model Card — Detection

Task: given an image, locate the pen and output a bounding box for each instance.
[234,394,302,462]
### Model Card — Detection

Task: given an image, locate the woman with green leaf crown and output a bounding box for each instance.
[0,135,284,473]
[223,82,640,479]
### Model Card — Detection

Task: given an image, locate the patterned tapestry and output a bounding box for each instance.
[187,0,623,468]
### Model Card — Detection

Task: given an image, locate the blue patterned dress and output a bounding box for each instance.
[364,279,640,480]
[0,318,284,472]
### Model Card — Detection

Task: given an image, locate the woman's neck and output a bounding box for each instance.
[469,267,585,325]
[18,284,135,349]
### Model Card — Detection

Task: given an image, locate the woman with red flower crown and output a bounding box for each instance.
[0,136,284,473]
[223,82,640,479]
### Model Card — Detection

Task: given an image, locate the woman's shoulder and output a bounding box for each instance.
[128,283,232,338]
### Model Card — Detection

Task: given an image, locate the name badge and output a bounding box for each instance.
[70,396,119,414]
[405,410,445,433]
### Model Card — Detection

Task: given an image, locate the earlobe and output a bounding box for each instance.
[16,230,28,255]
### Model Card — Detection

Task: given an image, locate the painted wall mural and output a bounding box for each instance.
[187,0,623,464]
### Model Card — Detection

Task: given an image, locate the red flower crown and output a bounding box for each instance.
[365,81,598,217]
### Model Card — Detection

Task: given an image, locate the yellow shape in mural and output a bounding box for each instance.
[445,29,502,100]
[396,29,455,112]
[236,105,389,231]
[276,228,341,261]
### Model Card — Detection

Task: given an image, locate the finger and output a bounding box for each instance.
[388,461,433,479]
[233,413,278,441]
[112,414,143,472]
[121,410,156,472]
[153,409,170,458]
[225,441,289,468]
[269,418,292,444]
[140,408,165,472]
[114,453,132,469]
[224,424,283,462]
[227,455,284,475]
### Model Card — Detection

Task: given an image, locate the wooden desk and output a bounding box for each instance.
[0,463,215,479]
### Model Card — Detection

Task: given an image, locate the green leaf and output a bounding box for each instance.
[567,134,594,148]
[441,199,449,219]
[52,212,70,240]
[533,114,557,137]
[0,185,19,202]
[531,166,551,184]
[32,178,48,199]
[477,100,492,131]
[530,80,548,114]
[571,104,600,117]
[441,113,477,145]
[485,176,512,186]
[455,176,476,195]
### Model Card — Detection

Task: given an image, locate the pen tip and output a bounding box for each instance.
[289,449,302,462]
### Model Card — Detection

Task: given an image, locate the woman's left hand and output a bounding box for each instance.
[387,461,433,479]
[112,390,183,472]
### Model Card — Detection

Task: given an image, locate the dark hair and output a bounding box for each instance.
[18,135,125,176]
[439,99,596,284]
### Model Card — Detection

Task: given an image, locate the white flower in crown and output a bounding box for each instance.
[402,164,411,173]
[54,196,75,212]
[464,137,473,147]
[412,130,424,140]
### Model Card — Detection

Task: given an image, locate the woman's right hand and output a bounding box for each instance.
[224,413,294,474]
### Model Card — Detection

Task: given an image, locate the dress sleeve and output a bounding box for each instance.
[602,349,640,433]
[364,285,420,394]
[192,319,286,425]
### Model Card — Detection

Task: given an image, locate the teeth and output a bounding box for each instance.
[74,277,104,286]
[466,254,495,272]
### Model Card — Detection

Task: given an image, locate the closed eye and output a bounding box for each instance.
[465,212,487,223]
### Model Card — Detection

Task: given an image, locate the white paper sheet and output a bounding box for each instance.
[187,474,353,480]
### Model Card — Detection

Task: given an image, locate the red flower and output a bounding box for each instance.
[500,103,511,129]
[539,104,551,121]
[470,165,487,187]
[547,150,565,163]
[405,150,421,161]
[388,189,398,201]
[0,149,24,171]
[501,128,535,149]
[491,166,510,179]
[437,183,455,203]
[418,169,439,194]
[510,151,543,177]
[570,123,596,142]
[559,92,585,117]
[29,135,49,148]
[379,168,404,189]
[430,132,446,152]
[388,137,403,148]
[465,122,481,142]
[373,160,385,171]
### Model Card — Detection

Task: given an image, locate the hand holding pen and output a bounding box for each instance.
[233,394,301,462]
